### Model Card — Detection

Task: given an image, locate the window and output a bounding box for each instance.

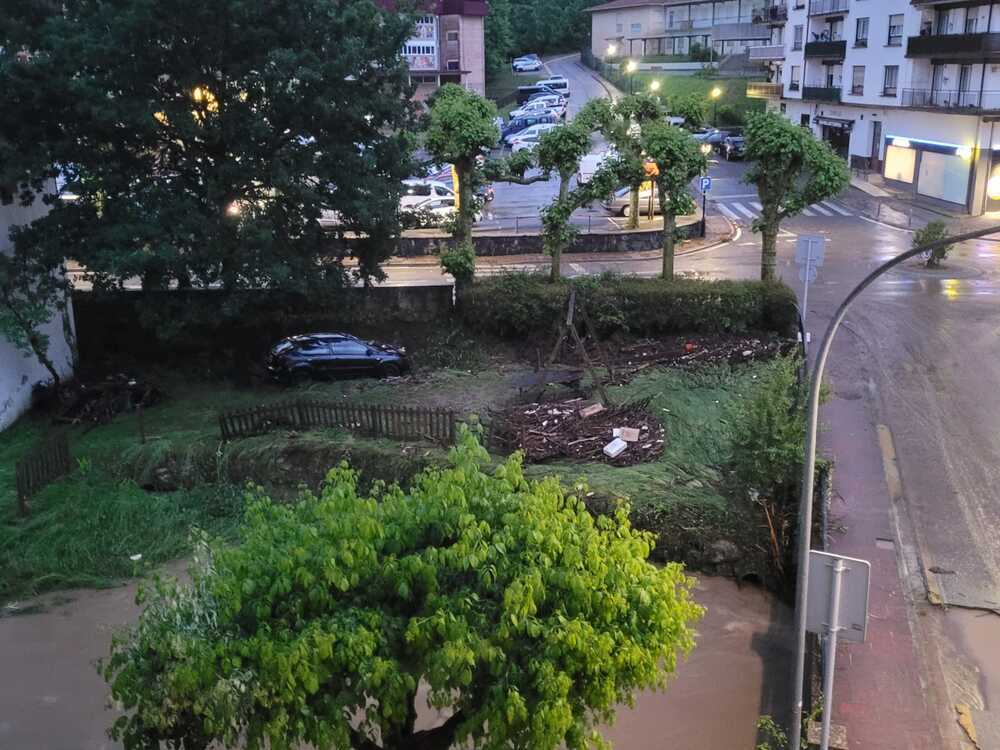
[333,341,369,355]
[883,65,898,96]
[800,113,810,127]
[447,59,460,70]
[918,151,971,204]
[851,66,865,95]
[965,16,978,33]
[416,15,434,24]
[790,64,800,90]
[884,145,916,184]
[887,14,903,46]
[631,22,642,34]
[855,17,869,47]
[446,30,459,41]
[793,25,803,50]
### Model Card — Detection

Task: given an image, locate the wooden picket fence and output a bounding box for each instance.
[15,432,72,515]
[219,400,457,444]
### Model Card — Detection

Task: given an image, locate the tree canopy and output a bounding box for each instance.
[0,0,417,324]
[103,430,703,750]
[743,112,849,281]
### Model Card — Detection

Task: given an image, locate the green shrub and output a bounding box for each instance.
[462,272,798,338]
[912,219,953,268]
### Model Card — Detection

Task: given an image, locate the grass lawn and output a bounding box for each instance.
[485,67,542,105]
[622,74,765,123]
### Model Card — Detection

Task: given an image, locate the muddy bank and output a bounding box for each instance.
[0,571,789,750]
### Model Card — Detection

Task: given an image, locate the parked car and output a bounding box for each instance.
[535,75,570,98]
[402,196,483,227]
[601,186,661,217]
[511,132,544,153]
[722,135,746,160]
[400,179,454,209]
[692,128,729,149]
[501,114,558,143]
[577,148,617,184]
[512,54,543,72]
[527,89,566,104]
[267,333,410,382]
[509,96,566,119]
[516,83,564,104]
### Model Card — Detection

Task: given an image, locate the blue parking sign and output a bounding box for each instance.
[700,176,712,192]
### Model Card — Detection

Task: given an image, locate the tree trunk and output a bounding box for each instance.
[661,201,675,279]
[628,186,640,230]
[456,161,475,246]
[760,220,778,282]
[28,331,61,389]
[549,175,570,283]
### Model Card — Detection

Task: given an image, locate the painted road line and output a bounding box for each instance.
[810,203,834,217]
[823,201,853,216]
[801,207,816,216]
[718,204,741,221]
[731,202,757,219]
[751,201,763,211]
[569,263,586,274]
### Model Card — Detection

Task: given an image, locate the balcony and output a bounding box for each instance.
[808,0,849,15]
[802,85,841,101]
[901,88,1000,111]
[752,4,788,24]
[713,22,771,42]
[747,81,784,98]
[748,44,786,61]
[906,32,1000,60]
[804,39,846,58]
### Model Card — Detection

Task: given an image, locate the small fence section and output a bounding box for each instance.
[15,432,72,515]
[219,400,457,444]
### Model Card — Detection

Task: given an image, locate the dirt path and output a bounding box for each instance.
[0,572,789,749]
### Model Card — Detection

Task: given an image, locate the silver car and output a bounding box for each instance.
[601,186,661,217]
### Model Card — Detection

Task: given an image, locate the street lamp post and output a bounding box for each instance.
[649,78,661,100]
[710,86,723,127]
[787,223,1000,743]
[625,59,638,95]
[699,142,711,238]
[605,43,617,76]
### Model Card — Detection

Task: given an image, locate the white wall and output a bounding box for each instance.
[0,189,76,432]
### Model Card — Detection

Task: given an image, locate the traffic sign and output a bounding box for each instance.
[700,176,712,193]
[798,265,818,283]
[806,550,870,644]
[795,234,825,266]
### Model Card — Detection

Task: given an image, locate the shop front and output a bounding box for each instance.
[816,116,852,160]
[882,134,976,210]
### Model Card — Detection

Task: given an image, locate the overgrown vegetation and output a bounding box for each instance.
[913,220,953,268]
[462,273,799,338]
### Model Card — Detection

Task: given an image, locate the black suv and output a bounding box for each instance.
[267,333,409,383]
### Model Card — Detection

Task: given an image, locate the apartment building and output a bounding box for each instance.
[586,0,789,63]
[765,0,1000,214]
[390,0,488,100]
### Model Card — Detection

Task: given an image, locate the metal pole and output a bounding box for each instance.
[701,190,707,238]
[788,222,1000,741]
[820,558,846,750]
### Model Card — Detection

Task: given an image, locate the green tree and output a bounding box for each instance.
[103,430,703,750]
[0,228,69,387]
[744,112,849,281]
[0,0,415,328]
[913,219,953,268]
[484,0,515,75]
[638,122,707,279]
[668,94,705,130]
[424,85,499,286]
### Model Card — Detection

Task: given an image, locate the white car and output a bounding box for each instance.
[511,133,544,153]
[509,97,566,120]
[577,148,618,184]
[503,122,558,146]
[512,55,542,72]
[535,76,570,98]
[404,197,481,227]
[400,179,455,210]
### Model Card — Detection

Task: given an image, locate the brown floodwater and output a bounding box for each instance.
[0,572,790,749]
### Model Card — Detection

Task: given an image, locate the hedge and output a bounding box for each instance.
[461,273,798,338]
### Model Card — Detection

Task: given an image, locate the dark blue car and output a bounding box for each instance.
[267,333,409,383]
[501,113,558,142]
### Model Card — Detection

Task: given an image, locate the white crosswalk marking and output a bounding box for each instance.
[718,204,741,220]
[801,207,816,216]
[569,263,586,274]
[811,203,833,216]
[823,201,853,216]
[731,202,756,218]
[751,201,763,211]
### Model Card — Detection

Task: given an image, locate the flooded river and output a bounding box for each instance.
[0,572,790,749]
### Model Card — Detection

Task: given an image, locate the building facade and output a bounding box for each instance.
[586,0,789,64]
[758,0,1000,214]
[395,0,488,101]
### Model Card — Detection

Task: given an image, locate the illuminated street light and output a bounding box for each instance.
[607,43,617,57]
[649,79,661,93]
[625,59,638,73]
[709,86,723,126]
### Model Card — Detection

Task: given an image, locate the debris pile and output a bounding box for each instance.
[56,374,163,425]
[607,334,792,380]
[490,397,664,465]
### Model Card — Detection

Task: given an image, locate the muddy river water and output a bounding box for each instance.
[0,572,790,749]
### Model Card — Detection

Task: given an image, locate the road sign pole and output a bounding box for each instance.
[820,558,846,750]
[701,191,707,238]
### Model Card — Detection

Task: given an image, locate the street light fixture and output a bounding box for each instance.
[607,43,617,57]
[786,222,1000,744]
[649,79,661,93]
[625,59,638,94]
[710,86,723,127]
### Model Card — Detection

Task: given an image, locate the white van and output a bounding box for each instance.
[400,179,455,210]
[536,76,570,98]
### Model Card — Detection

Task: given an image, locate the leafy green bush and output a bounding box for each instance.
[462,272,798,338]
[912,219,953,268]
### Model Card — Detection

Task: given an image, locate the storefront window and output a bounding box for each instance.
[918,151,970,205]
[884,145,915,184]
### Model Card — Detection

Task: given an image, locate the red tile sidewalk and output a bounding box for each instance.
[819,396,944,750]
